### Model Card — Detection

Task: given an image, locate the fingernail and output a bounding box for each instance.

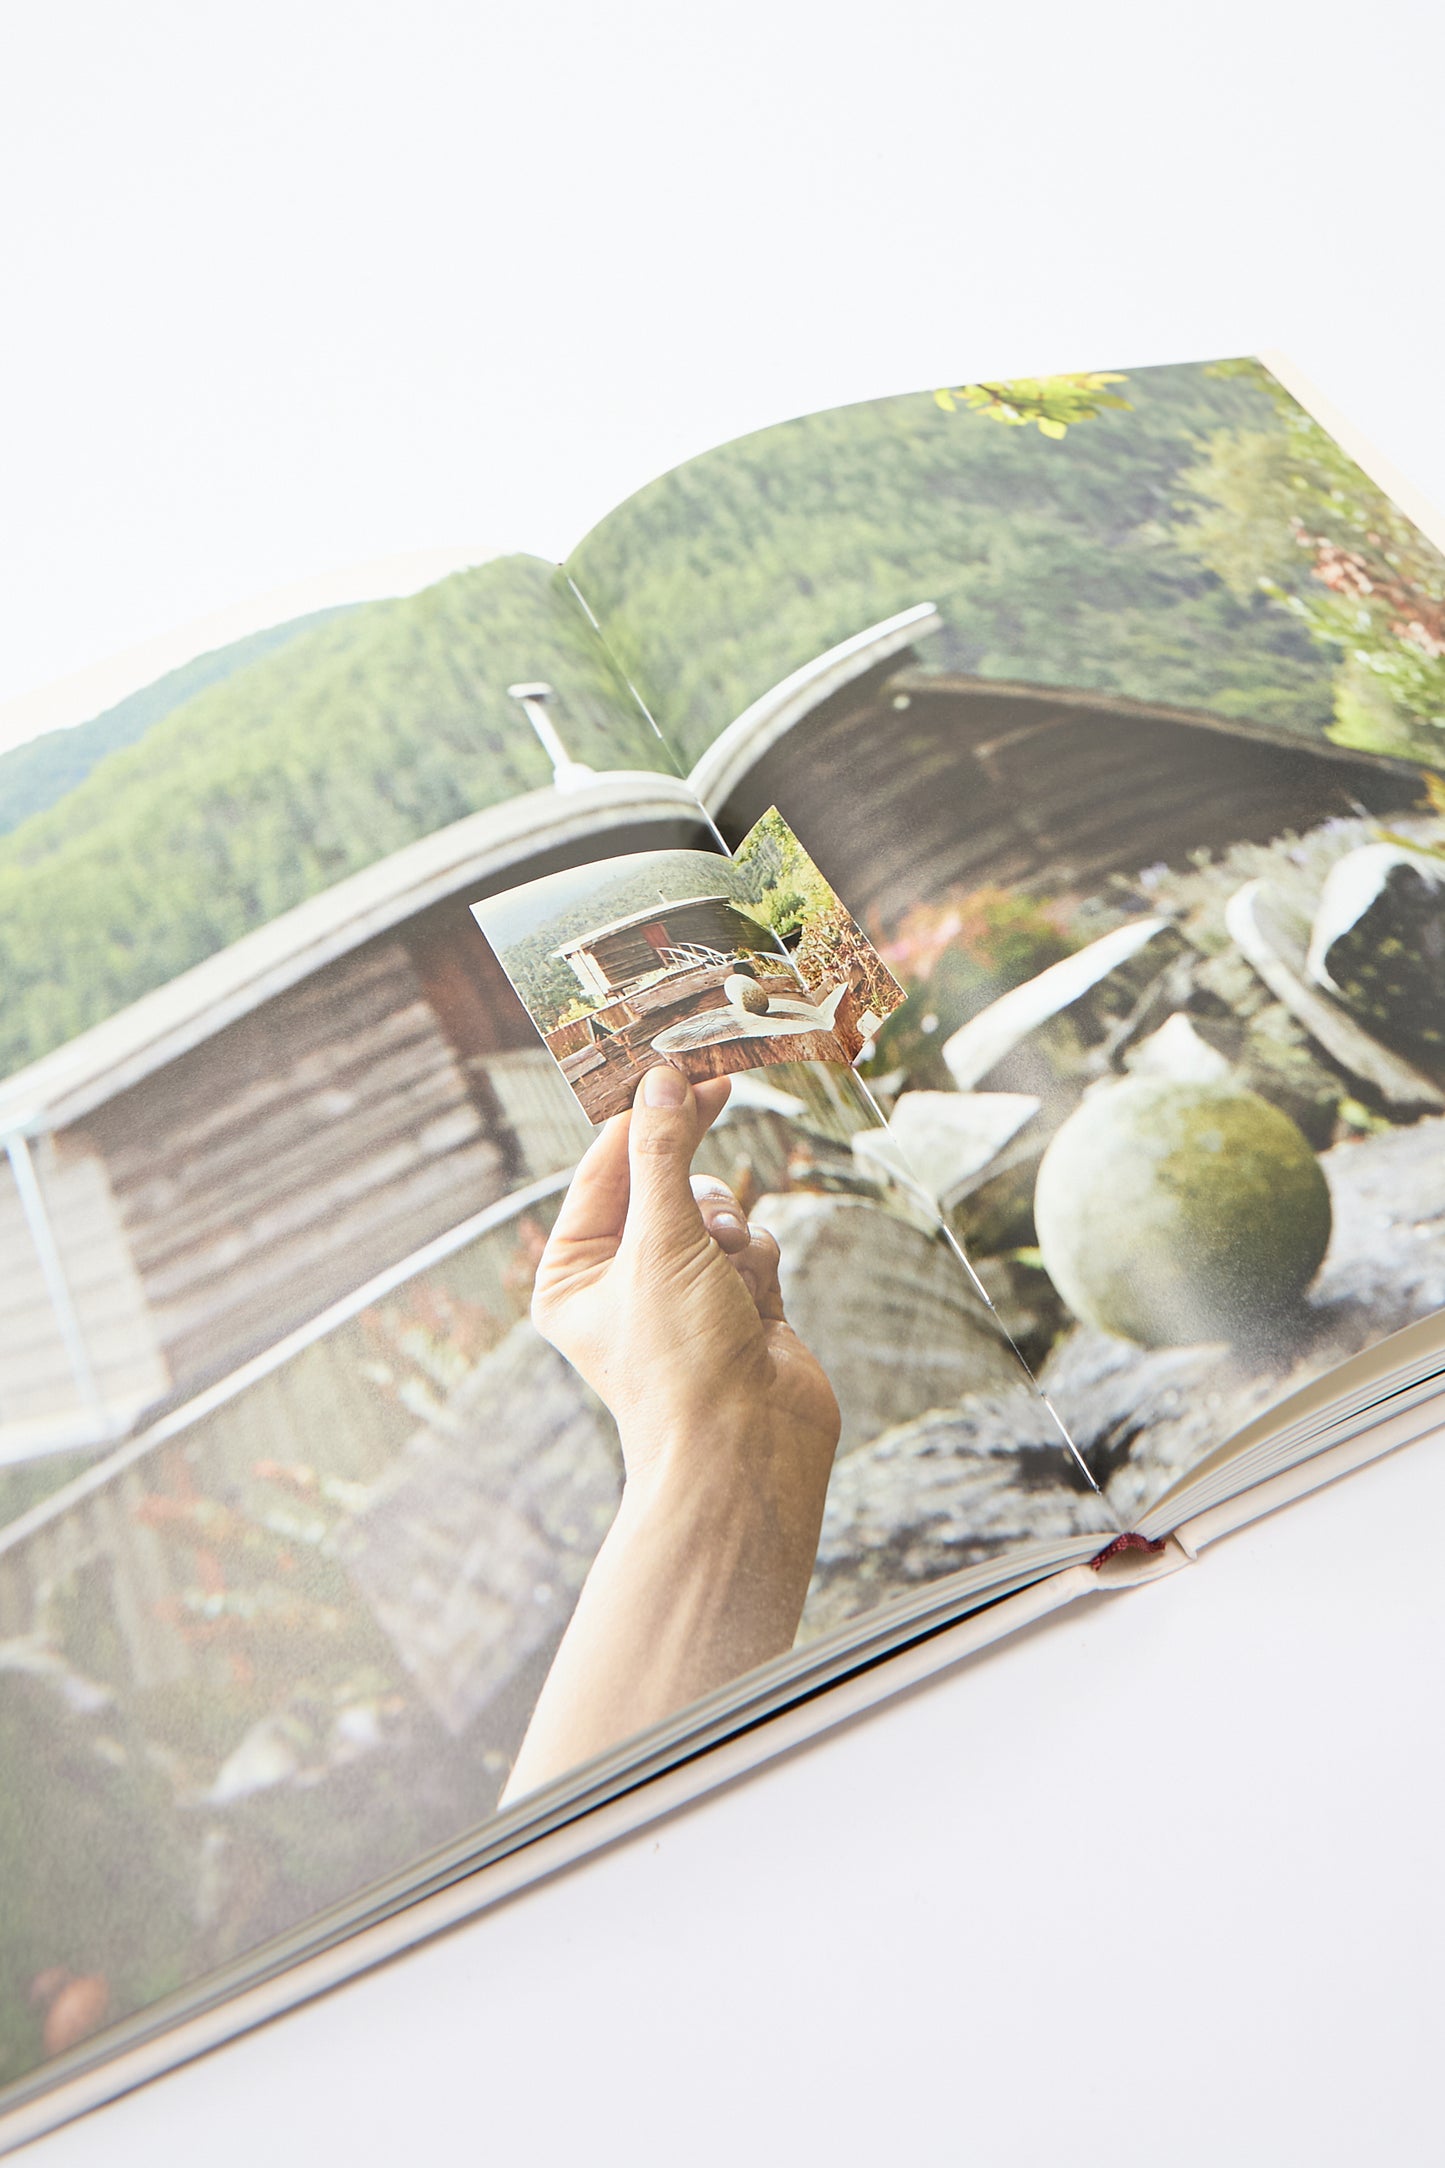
[642,1063,687,1107]
[711,1210,746,1237]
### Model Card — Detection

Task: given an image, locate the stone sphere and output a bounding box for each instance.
[1033,1078,1332,1347]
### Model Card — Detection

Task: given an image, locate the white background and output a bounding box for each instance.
[3,0,1445,729]
[5,1,1445,2160]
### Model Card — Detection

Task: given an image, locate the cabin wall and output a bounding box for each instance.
[401,897,590,1175]
[576,899,768,996]
[75,935,520,1400]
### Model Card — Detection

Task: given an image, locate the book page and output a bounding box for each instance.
[0,558,1110,2119]
[566,357,1445,1528]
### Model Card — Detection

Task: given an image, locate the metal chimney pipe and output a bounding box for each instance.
[507,682,597,792]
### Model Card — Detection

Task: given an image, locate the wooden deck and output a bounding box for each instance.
[547,968,866,1122]
[548,962,732,1121]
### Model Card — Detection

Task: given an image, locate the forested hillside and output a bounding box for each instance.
[566,361,1343,766]
[0,558,664,1079]
[0,607,356,837]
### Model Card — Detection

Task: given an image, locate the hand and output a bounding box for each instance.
[532,1063,841,1511]
[502,1064,842,1803]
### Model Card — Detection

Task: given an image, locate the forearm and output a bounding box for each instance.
[500,1433,824,1805]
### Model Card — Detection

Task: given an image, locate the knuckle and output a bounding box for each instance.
[630,1119,685,1160]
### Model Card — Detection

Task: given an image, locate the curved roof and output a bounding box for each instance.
[688,603,942,812]
[555,894,757,958]
[1,771,704,1135]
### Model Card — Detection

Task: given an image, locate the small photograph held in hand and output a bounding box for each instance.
[471,809,905,1123]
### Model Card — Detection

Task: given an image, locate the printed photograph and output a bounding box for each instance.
[470,808,905,1123]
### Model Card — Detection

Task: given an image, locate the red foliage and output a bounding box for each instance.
[1296,519,1445,659]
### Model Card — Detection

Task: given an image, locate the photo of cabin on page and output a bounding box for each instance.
[566,356,1445,1536]
[469,809,906,1123]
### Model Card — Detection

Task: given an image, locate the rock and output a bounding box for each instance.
[1129,1003,1345,1149]
[1229,1001,1351,1149]
[207,1712,310,1805]
[801,1396,1115,1640]
[723,972,773,1014]
[1044,1111,1445,1521]
[714,1075,807,1120]
[1225,878,1443,1114]
[1125,1012,1234,1086]
[852,1089,1040,1211]
[1310,1111,1445,1328]
[1033,1078,1332,1348]
[746,1192,1026,1456]
[940,918,1174,1089]
[1306,843,1445,1060]
[335,1320,621,1734]
[1040,1328,1288,1524]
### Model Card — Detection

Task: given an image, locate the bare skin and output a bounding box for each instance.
[500,1064,841,1805]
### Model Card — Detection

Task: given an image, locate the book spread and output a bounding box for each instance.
[2,353,1443,2147]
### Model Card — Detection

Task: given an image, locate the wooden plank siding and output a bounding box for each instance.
[1,888,582,1469]
[74,933,528,1402]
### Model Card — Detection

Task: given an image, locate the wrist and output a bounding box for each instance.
[615,1401,834,1578]
[617,1405,761,1510]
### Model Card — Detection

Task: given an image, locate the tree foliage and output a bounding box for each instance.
[0,607,356,838]
[1178,360,1445,760]
[730,805,837,936]
[934,372,1132,438]
[567,361,1339,769]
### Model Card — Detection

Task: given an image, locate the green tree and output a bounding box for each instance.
[934,372,1132,438]
[1178,359,1445,760]
[731,805,836,935]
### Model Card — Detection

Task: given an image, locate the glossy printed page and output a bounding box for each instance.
[567,357,1445,1525]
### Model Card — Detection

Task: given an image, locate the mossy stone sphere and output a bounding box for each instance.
[1034,1079,1332,1347]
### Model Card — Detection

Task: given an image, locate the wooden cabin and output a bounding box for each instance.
[4,616,1424,1473]
[690,605,1429,922]
[545,898,791,1121]
[0,774,709,1469]
[556,895,768,1003]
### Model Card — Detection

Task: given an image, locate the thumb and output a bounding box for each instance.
[621,1062,708,1259]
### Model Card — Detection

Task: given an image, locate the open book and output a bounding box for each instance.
[2,352,1443,2149]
